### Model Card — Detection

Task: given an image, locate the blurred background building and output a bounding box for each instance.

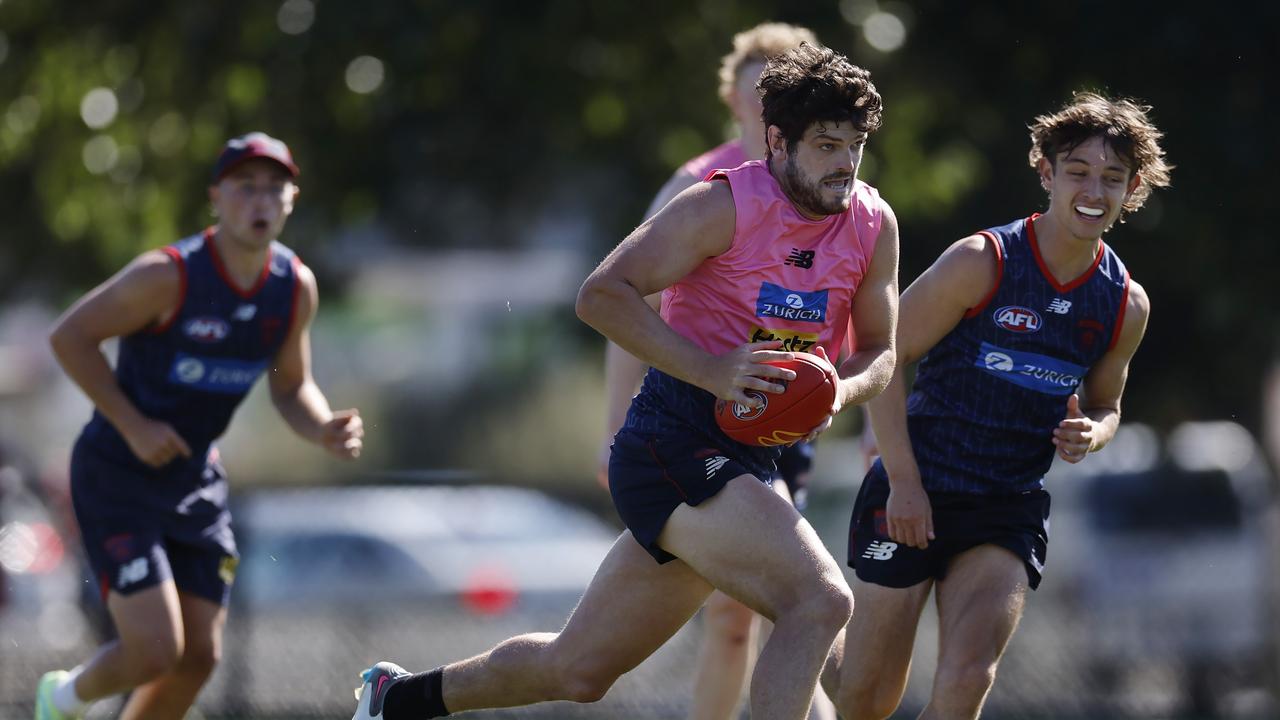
[2,0,1277,717]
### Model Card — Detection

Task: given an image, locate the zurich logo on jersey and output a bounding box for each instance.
[168,353,267,394]
[975,342,1085,395]
[993,305,1042,333]
[183,317,230,343]
[756,282,828,324]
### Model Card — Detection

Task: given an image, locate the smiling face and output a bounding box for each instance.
[208,158,299,251]
[1040,135,1140,241]
[768,119,865,219]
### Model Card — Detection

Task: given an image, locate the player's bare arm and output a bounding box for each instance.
[267,263,363,459]
[49,251,192,466]
[578,179,796,409]
[868,233,999,548]
[802,199,899,442]
[601,169,700,433]
[596,173,696,482]
[1053,278,1150,463]
[833,197,900,409]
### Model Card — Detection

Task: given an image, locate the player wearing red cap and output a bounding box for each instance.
[35,132,363,720]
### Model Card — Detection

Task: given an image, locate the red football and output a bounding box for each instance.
[715,353,837,447]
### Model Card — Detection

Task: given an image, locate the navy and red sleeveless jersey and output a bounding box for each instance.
[79,228,301,472]
[904,214,1130,494]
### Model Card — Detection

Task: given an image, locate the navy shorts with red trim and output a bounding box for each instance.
[609,429,774,564]
[70,436,239,606]
[848,461,1051,590]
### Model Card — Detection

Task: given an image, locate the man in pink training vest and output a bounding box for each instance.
[597,21,837,720]
[352,43,899,720]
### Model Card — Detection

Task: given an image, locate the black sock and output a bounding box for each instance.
[383,668,449,719]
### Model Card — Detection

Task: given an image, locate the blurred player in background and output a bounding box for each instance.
[824,92,1171,720]
[36,132,363,720]
[597,21,836,720]
[353,44,897,720]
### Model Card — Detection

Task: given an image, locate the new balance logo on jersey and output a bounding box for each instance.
[861,540,898,561]
[705,455,730,480]
[1046,298,1073,314]
[117,557,149,588]
[785,249,815,269]
[232,304,258,321]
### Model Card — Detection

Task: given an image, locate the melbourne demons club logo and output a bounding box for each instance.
[260,317,284,346]
[1076,318,1105,350]
[993,305,1042,333]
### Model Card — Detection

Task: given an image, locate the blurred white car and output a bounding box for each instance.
[208,484,701,718]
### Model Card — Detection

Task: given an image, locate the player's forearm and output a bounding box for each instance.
[866,364,920,484]
[835,341,895,410]
[271,380,333,444]
[603,340,648,438]
[1083,406,1121,452]
[49,332,148,435]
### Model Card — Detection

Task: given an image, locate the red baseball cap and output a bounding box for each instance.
[211,132,300,182]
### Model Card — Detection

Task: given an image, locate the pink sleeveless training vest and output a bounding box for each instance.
[661,160,882,359]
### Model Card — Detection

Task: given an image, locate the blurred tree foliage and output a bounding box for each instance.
[0,0,1275,430]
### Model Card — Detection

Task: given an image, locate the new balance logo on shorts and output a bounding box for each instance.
[117,557,149,588]
[861,540,898,561]
[704,455,729,480]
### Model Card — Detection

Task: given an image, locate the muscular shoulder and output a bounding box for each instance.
[650,176,737,255]
[121,249,183,298]
[644,169,702,220]
[928,234,1000,307]
[876,196,899,238]
[292,258,319,322]
[1126,277,1150,319]
[1119,277,1151,343]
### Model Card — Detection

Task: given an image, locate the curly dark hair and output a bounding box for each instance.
[1029,91,1172,216]
[757,43,882,153]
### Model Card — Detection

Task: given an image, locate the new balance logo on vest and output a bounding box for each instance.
[861,540,898,561]
[785,248,815,269]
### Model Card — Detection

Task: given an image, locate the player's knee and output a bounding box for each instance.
[176,637,222,681]
[791,581,853,635]
[128,636,183,680]
[703,594,755,646]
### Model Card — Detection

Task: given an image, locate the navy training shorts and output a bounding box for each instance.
[70,437,239,606]
[609,429,776,564]
[848,463,1050,590]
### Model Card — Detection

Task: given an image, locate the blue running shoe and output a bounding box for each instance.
[352,661,411,720]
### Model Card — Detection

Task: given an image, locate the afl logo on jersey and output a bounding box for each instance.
[183,317,230,343]
[993,306,1042,333]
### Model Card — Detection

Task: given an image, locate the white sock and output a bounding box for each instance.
[52,666,90,716]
